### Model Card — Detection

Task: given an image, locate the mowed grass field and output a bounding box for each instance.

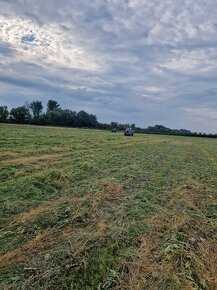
[0,124,216,290]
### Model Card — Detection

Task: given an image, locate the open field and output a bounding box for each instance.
[0,124,216,290]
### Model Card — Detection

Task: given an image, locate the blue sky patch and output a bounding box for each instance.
[21,34,35,44]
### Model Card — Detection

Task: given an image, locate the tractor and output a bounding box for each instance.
[124,128,134,136]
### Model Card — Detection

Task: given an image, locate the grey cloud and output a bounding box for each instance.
[0,75,63,93]
[0,0,217,132]
[0,41,15,56]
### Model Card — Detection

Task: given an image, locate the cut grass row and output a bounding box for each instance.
[0,124,216,289]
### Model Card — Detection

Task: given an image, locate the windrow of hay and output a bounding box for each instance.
[0,154,62,167]
[0,180,127,270]
[0,151,23,159]
[0,223,77,268]
[50,146,65,152]
[169,141,193,146]
[123,179,217,290]
[8,198,72,226]
[91,181,126,220]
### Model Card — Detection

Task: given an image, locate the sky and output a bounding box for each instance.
[0,0,217,133]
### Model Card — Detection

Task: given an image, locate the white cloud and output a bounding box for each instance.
[161,48,217,74]
[184,107,217,121]
[0,16,99,71]
[183,106,217,133]
[143,87,164,93]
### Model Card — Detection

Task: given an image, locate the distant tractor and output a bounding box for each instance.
[124,128,134,136]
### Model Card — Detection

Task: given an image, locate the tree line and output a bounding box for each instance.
[108,123,217,138]
[0,100,97,128]
[0,100,216,138]
[138,124,217,138]
[0,100,136,130]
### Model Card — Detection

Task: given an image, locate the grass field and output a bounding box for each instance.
[0,124,216,290]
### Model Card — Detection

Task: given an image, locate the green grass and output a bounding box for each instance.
[0,124,216,290]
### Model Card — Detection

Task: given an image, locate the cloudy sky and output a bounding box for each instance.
[0,0,217,132]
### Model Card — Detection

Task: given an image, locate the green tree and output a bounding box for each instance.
[111,122,118,128]
[29,101,43,116]
[76,110,97,127]
[47,109,77,127]
[0,106,9,122]
[10,106,31,124]
[47,99,60,113]
[131,124,135,130]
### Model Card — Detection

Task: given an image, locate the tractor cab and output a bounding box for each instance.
[124,128,134,136]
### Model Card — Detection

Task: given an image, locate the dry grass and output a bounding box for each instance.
[0,191,98,269]
[103,181,125,198]
[98,219,108,238]
[90,181,125,222]
[0,230,51,267]
[50,146,65,152]
[0,222,79,268]
[0,125,216,289]
[0,154,62,167]
[9,198,70,226]
[0,151,23,159]
[169,140,193,145]
[124,180,217,290]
